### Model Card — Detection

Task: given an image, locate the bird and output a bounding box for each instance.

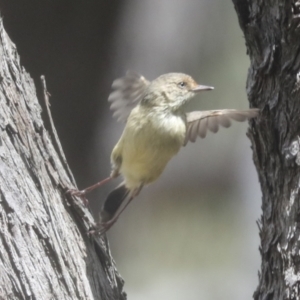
[70,71,259,234]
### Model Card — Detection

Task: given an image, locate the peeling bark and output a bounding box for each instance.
[233,0,300,299]
[0,19,125,300]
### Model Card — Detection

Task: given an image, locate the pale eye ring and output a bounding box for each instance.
[178,81,187,88]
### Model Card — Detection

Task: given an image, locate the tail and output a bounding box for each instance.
[100,183,129,222]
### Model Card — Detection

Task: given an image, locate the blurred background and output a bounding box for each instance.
[0,1,261,299]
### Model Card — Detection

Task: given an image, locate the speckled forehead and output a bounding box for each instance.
[155,73,196,85]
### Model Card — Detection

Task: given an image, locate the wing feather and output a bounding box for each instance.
[198,118,207,138]
[108,71,150,122]
[184,108,259,146]
[218,115,231,128]
[190,121,199,142]
[208,117,219,133]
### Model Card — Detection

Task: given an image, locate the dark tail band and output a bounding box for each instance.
[100,183,129,222]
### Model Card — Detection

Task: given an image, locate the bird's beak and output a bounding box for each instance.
[192,85,214,93]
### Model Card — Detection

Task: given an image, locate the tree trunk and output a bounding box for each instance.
[0,19,125,300]
[233,1,300,299]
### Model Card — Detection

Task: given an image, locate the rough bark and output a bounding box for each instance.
[233,0,300,299]
[0,19,125,300]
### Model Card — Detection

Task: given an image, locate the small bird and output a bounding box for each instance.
[71,71,259,234]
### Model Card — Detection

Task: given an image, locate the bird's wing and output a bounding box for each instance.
[108,71,150,122]
[184,108,259,146]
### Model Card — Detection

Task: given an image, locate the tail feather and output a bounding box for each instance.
[100,183,129,222]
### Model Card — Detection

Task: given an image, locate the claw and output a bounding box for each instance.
[66,177,114,208]
[66,188,84,196]
[88,219,117,235]
[66,188,89,206]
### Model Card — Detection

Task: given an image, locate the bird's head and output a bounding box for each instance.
[143,73,214,111]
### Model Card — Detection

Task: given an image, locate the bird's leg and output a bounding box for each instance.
[90,184,144,235]
[90,195,135,235]
[66,177,112,206]
[67,176,112,197]
[80,177,113,195]
[67,170,119,205]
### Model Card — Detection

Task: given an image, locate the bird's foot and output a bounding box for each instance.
[88,219,118,235]
[66,177,115,208]
[66,188,89,206]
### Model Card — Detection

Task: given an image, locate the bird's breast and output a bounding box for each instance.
[119,110,186,188]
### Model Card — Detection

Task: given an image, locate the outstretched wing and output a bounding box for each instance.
[108,71,150,122]
[184,108,259,146]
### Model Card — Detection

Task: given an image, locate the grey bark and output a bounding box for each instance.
[233,1,300,299]
[0,19,125,300]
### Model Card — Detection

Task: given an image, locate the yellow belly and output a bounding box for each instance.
[113,111,186,189]
[121,138,180,188]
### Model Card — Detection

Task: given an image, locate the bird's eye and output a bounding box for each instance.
[178,81,187,88]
